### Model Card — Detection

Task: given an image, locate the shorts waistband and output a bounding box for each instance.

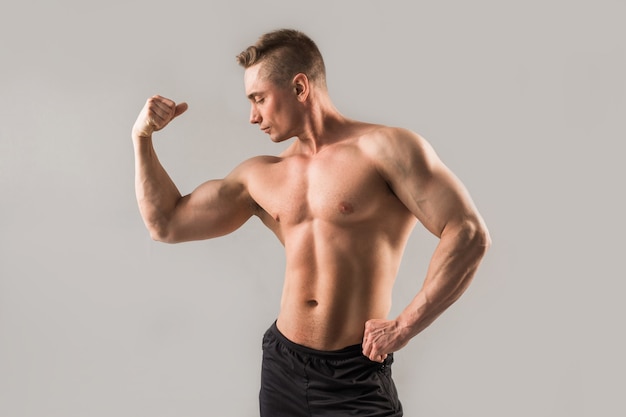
[268,321,364,360]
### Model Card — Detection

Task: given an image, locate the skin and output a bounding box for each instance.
[132,62,491,363]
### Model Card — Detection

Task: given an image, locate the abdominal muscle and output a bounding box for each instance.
[275,219,410,351]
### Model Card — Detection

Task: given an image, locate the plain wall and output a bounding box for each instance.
[1,0,624,416]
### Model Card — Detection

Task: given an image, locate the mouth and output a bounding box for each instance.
[261,127,270,133]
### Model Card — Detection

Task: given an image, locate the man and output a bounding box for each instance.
[132,29,490,417]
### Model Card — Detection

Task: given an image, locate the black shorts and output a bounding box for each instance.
[259,322,403,417]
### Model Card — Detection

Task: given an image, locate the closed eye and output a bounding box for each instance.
[247,92,265,104]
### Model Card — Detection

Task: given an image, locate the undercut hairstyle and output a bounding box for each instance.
[236,29,327,89]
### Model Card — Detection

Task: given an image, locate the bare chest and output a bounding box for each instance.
[249,148,394,226]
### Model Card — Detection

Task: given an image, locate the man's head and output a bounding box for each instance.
[237,29,327,90]
[239,29,329,142]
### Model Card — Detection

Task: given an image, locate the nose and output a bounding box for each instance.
[249,105,261,125]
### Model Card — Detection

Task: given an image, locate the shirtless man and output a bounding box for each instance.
[132,29,490,417]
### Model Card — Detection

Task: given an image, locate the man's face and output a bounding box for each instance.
[244,63,302,142]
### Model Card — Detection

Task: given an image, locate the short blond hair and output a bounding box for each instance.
[236,29,327,88]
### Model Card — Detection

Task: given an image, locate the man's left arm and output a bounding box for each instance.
[362,128,491,362]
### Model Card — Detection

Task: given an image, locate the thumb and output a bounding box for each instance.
[173,102,189,119]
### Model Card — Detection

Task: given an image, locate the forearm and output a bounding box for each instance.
[133,134,182,240]
[396,218,491,339]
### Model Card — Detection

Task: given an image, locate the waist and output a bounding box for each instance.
[275,303,383,351]
[268,321,363,358]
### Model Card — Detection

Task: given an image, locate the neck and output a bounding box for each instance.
[294,93,349,155]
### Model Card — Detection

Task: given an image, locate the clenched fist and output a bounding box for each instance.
[132,95,188,139]
[362,319,410,363]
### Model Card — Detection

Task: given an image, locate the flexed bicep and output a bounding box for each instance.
[161,177,256,243]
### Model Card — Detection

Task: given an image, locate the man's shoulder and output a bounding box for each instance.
[223,155,283,185]
[357,124,430,158]
[234,155,282,171]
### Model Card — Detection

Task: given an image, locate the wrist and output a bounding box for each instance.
[132,120,155,141]
[395,312,419,340]
[132,129,153,142]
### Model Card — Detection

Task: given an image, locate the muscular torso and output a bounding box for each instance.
[244,127,417,350]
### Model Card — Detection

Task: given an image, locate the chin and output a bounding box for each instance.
[270,133,290,143]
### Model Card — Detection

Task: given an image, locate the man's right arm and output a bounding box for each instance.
[132,95,254,243]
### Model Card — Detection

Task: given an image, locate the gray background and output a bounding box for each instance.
[1,0,624,416]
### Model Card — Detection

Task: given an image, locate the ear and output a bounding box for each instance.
[292,73,310,102]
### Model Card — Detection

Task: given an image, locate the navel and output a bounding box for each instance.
[339,201,354,215]
[306,299,319,307]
